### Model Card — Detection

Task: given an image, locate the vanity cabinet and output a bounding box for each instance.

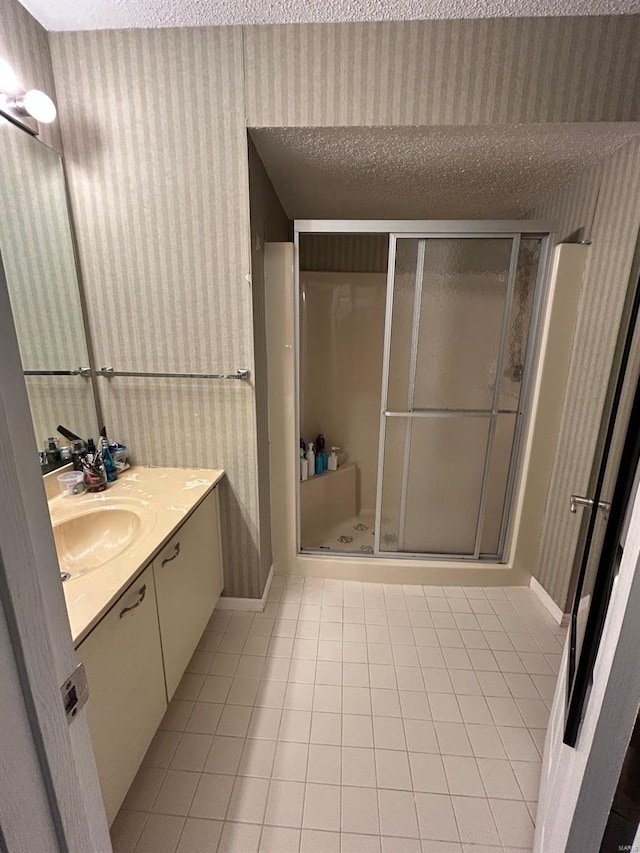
[75,565,166,825]
[76,485,224,825]
[154,488,224,699]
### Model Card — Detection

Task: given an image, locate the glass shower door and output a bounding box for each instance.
[375,234,541,559]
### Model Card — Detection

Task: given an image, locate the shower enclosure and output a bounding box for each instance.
[296,222,551,562]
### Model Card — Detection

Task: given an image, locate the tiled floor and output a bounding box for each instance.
[111,576,565,853]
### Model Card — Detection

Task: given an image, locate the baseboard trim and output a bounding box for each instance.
[216,565,274,612]
[530,576,566,625]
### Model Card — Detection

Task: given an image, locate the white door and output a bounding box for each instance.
[0,259,112,852]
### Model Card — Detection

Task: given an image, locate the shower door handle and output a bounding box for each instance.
[570,494,610,518]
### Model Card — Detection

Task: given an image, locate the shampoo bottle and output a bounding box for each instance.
[306,442,315,478]
[328,446,339,471]
[300,449,308,481]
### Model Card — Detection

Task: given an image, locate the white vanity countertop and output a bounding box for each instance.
[49,466,225,647]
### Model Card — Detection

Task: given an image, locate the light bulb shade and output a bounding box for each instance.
[0,58,20,94]
[23,89,56,123]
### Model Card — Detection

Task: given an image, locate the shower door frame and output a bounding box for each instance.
[294,220,553,562]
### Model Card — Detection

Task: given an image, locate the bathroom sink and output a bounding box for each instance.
[53,506,143,576]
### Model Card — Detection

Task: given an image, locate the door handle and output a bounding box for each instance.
[161,542,181,566]
[570,494,610,518]
[119,584,146,618]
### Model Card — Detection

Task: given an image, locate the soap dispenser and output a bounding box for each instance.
[306,442,315,478]
[328,446,339,471]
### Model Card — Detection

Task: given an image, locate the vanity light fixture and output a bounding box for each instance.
[0,58,56,135]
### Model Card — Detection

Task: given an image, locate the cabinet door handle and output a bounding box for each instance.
[119,584,146,618]
[161,542,181,566]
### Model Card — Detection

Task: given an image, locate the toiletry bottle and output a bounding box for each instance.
[328,446,339,471]
[100,436,118,482]
[45,437,62,463]
[315,434,327,472]
[306,442,315,478]
[300,449,308,481]
[71,439,85,471]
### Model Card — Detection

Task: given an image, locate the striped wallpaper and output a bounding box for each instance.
[50,27,265,597]
[33,13,639,600]
[531,137,640,609]
[244,18,640,127]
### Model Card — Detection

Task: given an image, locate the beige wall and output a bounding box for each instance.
[300,271,386,516]
[28,13,639,598]
[526,137,640,609]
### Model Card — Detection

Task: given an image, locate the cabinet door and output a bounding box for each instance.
[75,565,166,825]
[154,487,224,700]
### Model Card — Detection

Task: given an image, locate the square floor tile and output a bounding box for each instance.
[408,752,448,793]
[434,722,472,756]
[429,693,462,723]
[303,783,341,830]
[342,832,381,852]
[170,733,212,772]
[342,746,376,787]
[486,697,525,727]
[152,769,199,816]
[217,821,262,853]
[300,829,340,853]
[284,682,314,711]
[451,796,500,845]
[237,738,276,778]
[272,741,309,781]
[342,785,380,834]
[264,779,305,827]
[143,730,181,769]
[176,818,223,853]
[422,669,454,694]
[457,695,492,725]
[216,705,252,738]
[498,726,538,761]
[490,798,535,847]
[415,793,459,841]
[380,837,422,853]
[473,758,520,804]
[511,760,542,801]
[373,717,406,750]
[442,755,484,797]
[307,744,341,784]
[314,684,342,713]
[343,714,374,747]
[343,687,372,715]
[378,788,419,838]
[203,736,243,775]
[248,707,282,740]
[372,688,402,718]
[279,709,312,742]
[375,749,412,790]
[134,814,184,853]
[466,725,507,759]
[189,773,234,820]
[258,825,300,853]
[226,776,269,823]
[311,711,342,745]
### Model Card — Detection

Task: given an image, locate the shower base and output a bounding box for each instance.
[304,512,376,554]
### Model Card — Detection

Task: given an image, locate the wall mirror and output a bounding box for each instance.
[0,117,99,472]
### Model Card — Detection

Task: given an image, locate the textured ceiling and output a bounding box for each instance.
[250,124,640,220]
[18,0,640,31]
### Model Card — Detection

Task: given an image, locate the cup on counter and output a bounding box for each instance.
[57,471,85,497]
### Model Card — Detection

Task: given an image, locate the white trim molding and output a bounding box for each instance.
[530,575,566,625]
[216,565,274,612]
